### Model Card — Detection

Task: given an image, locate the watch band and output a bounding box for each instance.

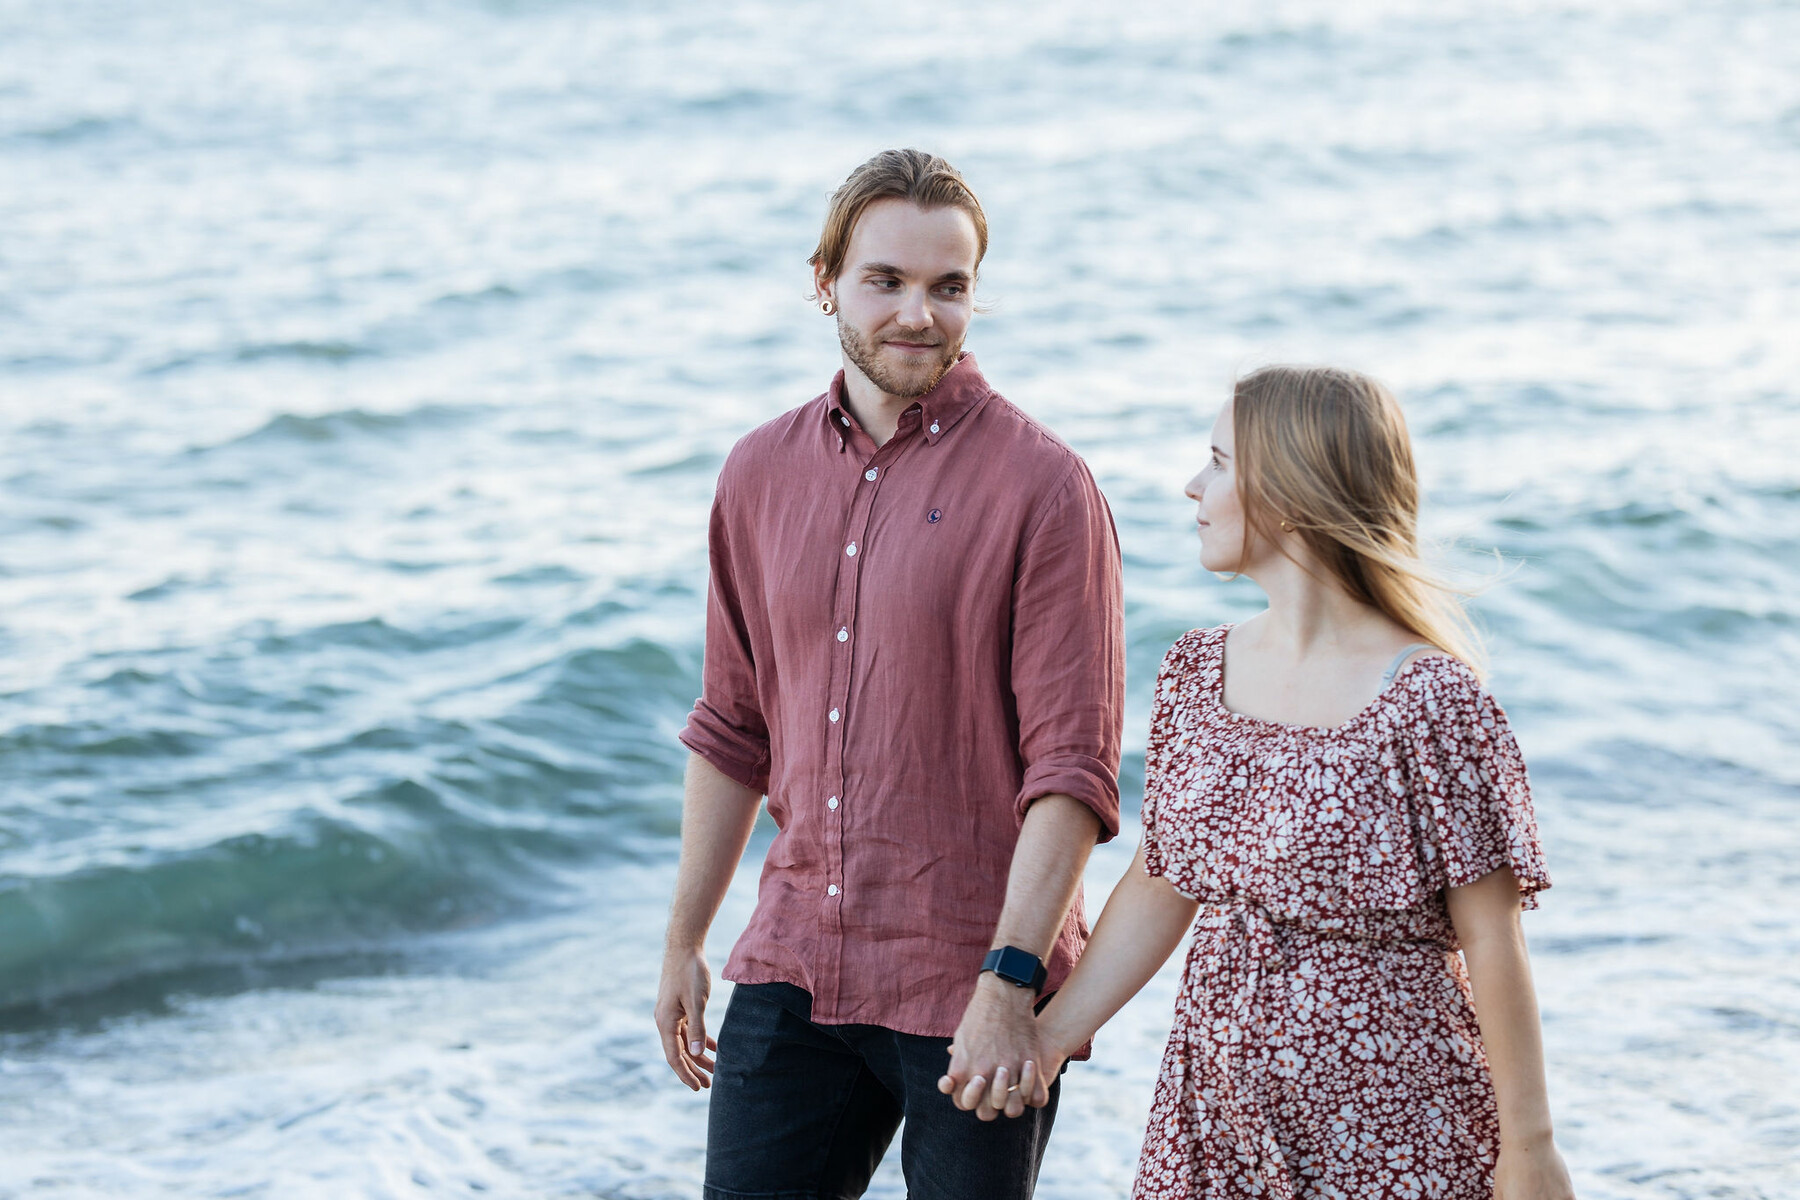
[981,945,1048,992]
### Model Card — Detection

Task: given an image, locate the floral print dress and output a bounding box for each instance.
[1135,626,1550,1200]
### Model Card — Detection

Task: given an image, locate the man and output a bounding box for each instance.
[655,148,1124,1199]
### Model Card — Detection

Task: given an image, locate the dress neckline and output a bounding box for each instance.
[1208,623,1444,738]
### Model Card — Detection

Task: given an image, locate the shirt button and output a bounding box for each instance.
[836,628,848,642]
[845,542,857,557]
[929,422,940,434]
[840,415,850,427]
[828,708,840,723]
[865,468,878,481]
[827,884,840,897]
[828,795,839,810]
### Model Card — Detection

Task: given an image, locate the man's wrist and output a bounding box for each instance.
[975,970,1038,1000]
[980,944,1048,992]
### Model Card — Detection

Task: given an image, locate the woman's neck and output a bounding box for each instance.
[1240,549,1386,659]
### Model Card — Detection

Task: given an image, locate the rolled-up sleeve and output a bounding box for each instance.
[1008,459,1125,840]
[678,483,771,794]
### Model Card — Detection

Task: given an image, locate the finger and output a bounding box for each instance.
[987,1066,1012,1110]
[1008,1060,1035,1118]
[659,1014,701,1091]
[675,1016,705,1090]
[957,1075,988,1112]
[688,1003,707,1061]
[940,1042,970,1093]
[1029,1058,1052,1108]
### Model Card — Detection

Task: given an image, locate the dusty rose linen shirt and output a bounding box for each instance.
[679,353,1124,1038]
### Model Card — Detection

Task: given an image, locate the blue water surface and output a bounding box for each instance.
[1,1,1797,1196]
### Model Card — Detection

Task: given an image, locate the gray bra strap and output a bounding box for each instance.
[1381,643,1438,687]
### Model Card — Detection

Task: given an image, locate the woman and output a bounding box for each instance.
[998,367,1575,1197]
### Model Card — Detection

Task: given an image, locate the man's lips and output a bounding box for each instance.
[885,339,941,352]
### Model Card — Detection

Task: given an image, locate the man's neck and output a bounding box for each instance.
[839,362,916,448]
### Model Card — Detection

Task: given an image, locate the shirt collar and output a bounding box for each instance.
[823,352,991,450]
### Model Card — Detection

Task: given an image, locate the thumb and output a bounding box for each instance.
[687,997,706,1058]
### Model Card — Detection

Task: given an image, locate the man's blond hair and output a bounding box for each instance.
[808,149,988,297]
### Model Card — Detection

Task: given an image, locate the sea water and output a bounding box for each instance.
[2,1,1797,1195]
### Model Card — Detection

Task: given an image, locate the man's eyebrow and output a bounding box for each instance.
[857,262,973,283]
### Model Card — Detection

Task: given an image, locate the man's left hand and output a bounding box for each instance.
[938,974,1049,1120]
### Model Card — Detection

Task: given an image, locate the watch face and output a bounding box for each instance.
[989,946,1043,987]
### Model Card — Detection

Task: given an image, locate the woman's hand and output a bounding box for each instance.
[1494,1139,1575,1199]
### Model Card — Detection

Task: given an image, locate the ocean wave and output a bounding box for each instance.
[0,631,699,1017]
[0,783,579,1018]
[194,403,486,453]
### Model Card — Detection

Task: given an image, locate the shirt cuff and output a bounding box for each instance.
[678,704,770,794]
[1015,755,1121,842]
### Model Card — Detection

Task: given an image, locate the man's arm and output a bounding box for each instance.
[937,792,1100,1119]
[654,752,762,1091]
[936,459,1124,1117]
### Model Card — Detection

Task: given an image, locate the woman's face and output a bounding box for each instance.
[1185,400,1249,574]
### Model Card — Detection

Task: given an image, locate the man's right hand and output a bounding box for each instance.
[655,947,717,1090]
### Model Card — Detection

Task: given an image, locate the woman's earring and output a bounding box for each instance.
[821,299,835,316]
[1279,519,1296,533]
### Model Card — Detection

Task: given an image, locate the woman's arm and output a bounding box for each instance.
[1448,866,1576,1199]
[995,843,1198,1117]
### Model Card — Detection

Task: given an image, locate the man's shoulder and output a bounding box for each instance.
[971,390,1088,484]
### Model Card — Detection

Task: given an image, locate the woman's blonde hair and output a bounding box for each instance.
[1232,365,1487,677]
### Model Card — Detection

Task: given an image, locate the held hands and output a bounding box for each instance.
[937,974,1059,1120]
[654,947,718,1090]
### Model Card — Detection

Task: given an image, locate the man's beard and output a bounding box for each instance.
[837,317,961,399]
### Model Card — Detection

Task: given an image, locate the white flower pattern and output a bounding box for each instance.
[1134,626,1549,1199]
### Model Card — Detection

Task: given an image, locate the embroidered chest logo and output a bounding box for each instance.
[927,508,943,524]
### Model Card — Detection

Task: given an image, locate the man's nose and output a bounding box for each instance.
[897,287,933,330]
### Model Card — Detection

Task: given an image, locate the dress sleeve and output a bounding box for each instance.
[1139,635,1195,882]
[1401,662,1551,907]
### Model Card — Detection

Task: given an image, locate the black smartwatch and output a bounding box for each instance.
[980,945,1048,992]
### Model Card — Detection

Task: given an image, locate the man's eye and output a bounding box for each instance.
[938,286,964,297]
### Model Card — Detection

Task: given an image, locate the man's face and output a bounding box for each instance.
[817,198,979,400]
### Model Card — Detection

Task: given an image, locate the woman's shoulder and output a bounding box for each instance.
[1387,650,1515,735]
[1156,624,1229,679]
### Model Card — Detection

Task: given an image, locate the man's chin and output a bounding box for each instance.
[875,356,954,399]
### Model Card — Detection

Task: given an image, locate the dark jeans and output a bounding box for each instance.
[704,982,1062,1200]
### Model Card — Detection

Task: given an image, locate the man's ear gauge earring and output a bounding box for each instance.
[821,299,835,315]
